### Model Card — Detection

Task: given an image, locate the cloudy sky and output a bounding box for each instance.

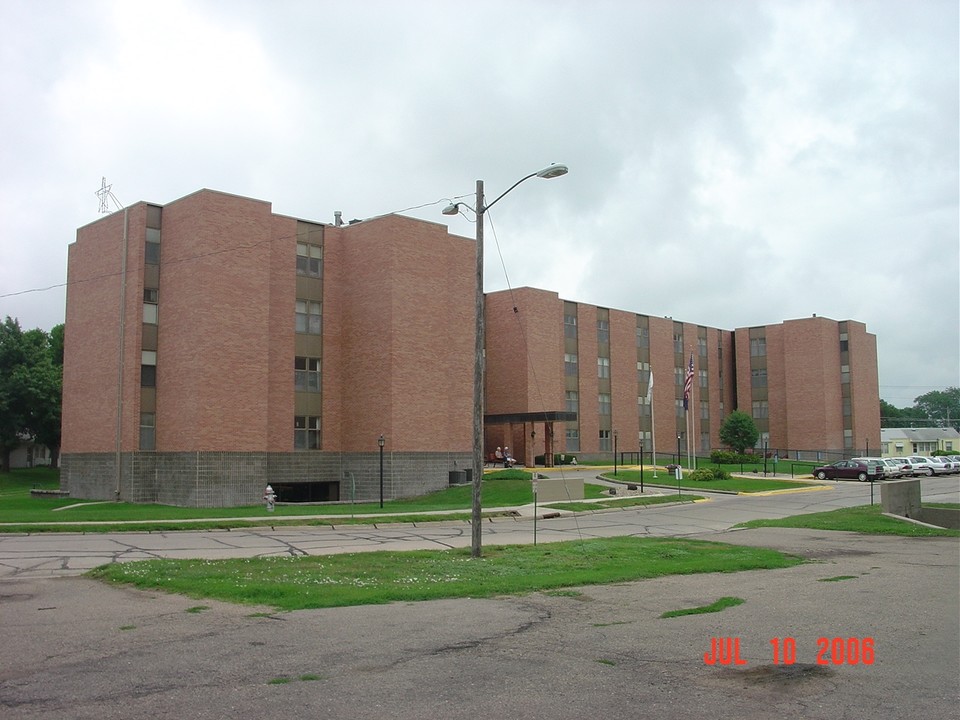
[1,0,957,407]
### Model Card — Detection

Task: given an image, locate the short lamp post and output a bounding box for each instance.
[378,434,385,509]
[639,440,644,492]
[443,164,568,558]
[613,429,619,476]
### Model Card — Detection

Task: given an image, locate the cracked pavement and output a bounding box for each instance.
[0,476,957,718]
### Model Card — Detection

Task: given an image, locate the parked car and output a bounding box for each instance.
[927,456,955,474]
[907,456,947,476]
[892,457,920,476]
[878,458,903,479]
[813,460,884,482]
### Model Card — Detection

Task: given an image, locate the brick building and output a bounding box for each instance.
[61,188,880,506]
[485,290,880,465]
[61,189,474,506]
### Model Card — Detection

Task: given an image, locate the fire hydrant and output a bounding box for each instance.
[263,484,276,512]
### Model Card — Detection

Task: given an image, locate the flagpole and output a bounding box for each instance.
[650,369,657,478]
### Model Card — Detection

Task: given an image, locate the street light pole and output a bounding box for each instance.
[378,434,385,509]
[444,164,568,558]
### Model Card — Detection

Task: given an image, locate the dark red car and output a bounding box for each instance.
[813,460,884,482]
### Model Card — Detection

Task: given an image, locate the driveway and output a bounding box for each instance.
[1,476,957,719]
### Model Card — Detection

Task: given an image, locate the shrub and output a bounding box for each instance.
[710,450,759,465]
[710,450,738,464]
[688,468,716,482]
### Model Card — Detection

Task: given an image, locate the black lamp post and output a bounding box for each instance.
[378,434,385,509]
[613,429,618,476]
[639,440,644,493]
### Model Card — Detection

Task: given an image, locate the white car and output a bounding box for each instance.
[928,456,955,474]
[879,458,903,479]
[892,457,921,476]
[908,456,946,476]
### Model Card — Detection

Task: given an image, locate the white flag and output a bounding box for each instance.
[647,369,654,401]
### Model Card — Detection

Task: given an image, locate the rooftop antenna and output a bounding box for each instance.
[96,177,124,213]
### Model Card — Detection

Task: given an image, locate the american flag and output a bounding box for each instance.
[683,353,694,410]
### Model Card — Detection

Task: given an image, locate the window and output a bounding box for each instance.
[599,429,611,451]
[752,400,768,419]
[637,361,650,384]
[699,369,708,388]
[676,399,685,417]
[698,336,707,357]
[296,243,323,278]
[144,288,158,303]
[565,427,580,452]
[599,393,611,415]
[139,412,155,451]
[296,300,322,334]
[145,228,160,265]
[598,357,610,379]
[840,365,850,384]
[637,395,651,416]
[140,364,156,387]
[947,442,954,451]
[839,332,849,352]
[675,367,684,386]
[295,357,321,392]
[751,368,767,388]
[597,319,609,344]
[564,353,578,376]
[750,337,766,357]
[565,391,579,414]
[143,303,158,324]
[564,313,577,339]
[636,325,649,348]
[842,397,851,416]
[294,416,321,449]
[674,333,683,353]
[701,401,709,420]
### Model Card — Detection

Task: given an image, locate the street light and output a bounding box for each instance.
[443,164,568,558]
[378,434,385,509]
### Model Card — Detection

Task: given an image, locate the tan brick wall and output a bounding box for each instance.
[325,215,474,453]
[610,307,639,451]
[782,317,844,451]
[848,321,881,451]
[155,191,274,451]
[62,204,148,453]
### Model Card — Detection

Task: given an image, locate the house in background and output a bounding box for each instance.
[880,427,960,457]
[8,436,52,469]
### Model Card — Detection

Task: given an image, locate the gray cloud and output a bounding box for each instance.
[0,0,956,404]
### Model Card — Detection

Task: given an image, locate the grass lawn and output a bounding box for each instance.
[0,469,608,532]
[736,503,960,537]
[603,469,815,493]
[88,536,803,610]
[544,494,702,511]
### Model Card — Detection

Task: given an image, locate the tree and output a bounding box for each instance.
[913,387,960,430]
[719,410,760,454]
[0,318,63,471]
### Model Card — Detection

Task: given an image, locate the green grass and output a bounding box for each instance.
[660,596,745,618]
[88,536,803,611]
[0,471,588,532]
[544,494,702,511]
[603,469,814,493]
[818,575,857,582]
[736,504,960,537]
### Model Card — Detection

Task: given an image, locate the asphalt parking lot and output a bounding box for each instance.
[2,522,958,720]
